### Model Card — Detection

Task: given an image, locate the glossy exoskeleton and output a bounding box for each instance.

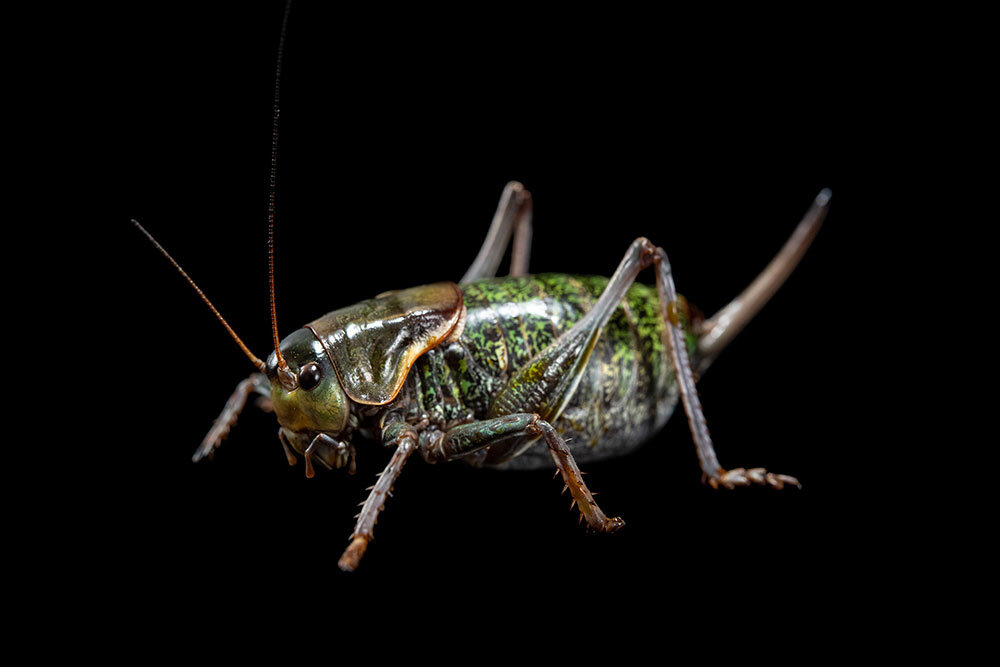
[135,180,829,571]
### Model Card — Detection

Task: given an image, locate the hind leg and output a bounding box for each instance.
[651,246,800,490]
[461,181,534,281]
[488,234,800,491]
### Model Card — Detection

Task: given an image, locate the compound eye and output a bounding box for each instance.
[298,362,322,391]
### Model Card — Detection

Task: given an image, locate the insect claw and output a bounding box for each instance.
[776,473,801,489]
[763,472,801,490]
[602,516,626,532]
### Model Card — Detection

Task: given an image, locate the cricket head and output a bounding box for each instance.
[267,328,354,472]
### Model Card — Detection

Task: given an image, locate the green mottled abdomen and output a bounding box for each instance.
[413,274,683,469]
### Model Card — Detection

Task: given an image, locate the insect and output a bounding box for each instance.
[132,4,830,572]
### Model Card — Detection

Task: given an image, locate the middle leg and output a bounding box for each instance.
[424,413,624,532]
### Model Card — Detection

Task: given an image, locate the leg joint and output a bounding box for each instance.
[631,237,658,269]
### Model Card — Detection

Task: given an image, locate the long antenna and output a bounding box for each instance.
[268,0,297,390]
[132,220,266,372]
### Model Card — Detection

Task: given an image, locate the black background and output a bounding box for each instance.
[90,2,889,624]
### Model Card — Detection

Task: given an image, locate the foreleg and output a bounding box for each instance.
[192,373,270,462]
[338,422,418,572]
